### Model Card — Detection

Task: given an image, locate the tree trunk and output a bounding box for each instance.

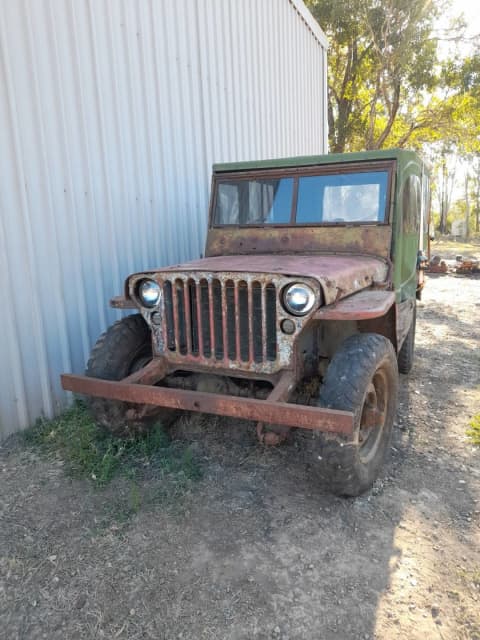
[465,174,470,240]
[439,162,448,234]
[437,154,456,235]
[374,82,401,149]
[475,172,480,233]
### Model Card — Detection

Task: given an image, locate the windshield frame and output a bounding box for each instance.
[210,160,396,229]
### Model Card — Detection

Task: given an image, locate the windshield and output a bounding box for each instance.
[213,168,390,226]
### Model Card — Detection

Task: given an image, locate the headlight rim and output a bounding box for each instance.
[282,282,316,316]
[137,278,161,308]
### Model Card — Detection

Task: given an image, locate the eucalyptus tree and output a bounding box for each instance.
[306,0,443,152]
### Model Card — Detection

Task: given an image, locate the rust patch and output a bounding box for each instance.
[110,295,136,309]
[130,254,389,307]
[205,225,392,259]
[256,371,298,445]
[315,290,395,321]
[61,373,354,435]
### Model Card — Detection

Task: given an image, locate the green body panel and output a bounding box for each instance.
[213,148,420,173]
[389,153,429,301]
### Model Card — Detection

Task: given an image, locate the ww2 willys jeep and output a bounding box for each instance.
[62,149,430,496]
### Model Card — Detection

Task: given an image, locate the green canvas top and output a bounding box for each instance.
[213,148,421,173]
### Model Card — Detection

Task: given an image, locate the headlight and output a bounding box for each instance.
[283,283,315,316]
[138,279,161,307]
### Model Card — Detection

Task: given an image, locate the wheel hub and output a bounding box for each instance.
[358,372,388,462]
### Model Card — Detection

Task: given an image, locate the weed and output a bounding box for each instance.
[22,403,201,492]
[467,414,480,446]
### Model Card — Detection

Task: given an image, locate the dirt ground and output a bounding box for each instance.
[1,274,479,640]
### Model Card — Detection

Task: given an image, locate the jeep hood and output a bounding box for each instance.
[143,255,389,306]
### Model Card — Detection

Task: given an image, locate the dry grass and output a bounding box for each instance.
[431,237,480,259]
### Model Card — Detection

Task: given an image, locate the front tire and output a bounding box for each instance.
[303,333,399,497]
[85,314,177,437]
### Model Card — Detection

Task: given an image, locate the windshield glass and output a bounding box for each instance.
[213,168,390,225]
[215,178,294,225]
[296,171,388,223]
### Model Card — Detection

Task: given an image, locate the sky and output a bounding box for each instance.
[449,0,480,37]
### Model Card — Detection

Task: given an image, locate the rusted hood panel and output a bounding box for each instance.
[138,255,389,305]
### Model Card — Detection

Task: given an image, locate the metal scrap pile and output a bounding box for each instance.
[426,255,448,273]
[455,256,480,274]
[426,254,480,274]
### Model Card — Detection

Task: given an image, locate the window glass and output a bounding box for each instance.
[402,175,421,233]
[296,171,389,223]
[215,178,293,225]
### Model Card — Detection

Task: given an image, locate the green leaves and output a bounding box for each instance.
[306,0,479,153]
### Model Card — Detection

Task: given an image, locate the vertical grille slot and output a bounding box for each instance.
[252,282,263,362]
[212,279,224,359]
[200,280,211,358]
[163,281,175,351]
[189,280,199,356]
[161,274,278,366]
[238,281,249,362]
[266,284,277,361]
[173,279,187,355]
[226,281,236,360]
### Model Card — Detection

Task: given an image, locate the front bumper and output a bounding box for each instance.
[61,372,354,435]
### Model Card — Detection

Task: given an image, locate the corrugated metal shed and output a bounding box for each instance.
[0,0,327,439]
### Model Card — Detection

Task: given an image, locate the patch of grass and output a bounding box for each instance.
[458,567,480,590]
[22,404,201,489]
[467,414,480,446]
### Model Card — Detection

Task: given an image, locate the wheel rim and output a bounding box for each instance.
[358,368,388,463]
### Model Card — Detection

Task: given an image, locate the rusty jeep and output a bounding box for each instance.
[62,149,430,496]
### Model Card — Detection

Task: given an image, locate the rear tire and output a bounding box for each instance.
[398,303,416,374]
[301,333,398,497]
[85,314,178,437]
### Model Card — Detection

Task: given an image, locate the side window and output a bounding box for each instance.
[402,175,421,233]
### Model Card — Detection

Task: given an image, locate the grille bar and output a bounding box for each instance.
[208,280,215,358]
[196,281,203,357]
[261,283,267,362]
[248,285,254,362]
[161,275,277,366]
[234,281,241,362]
[221,283,228,362]
[184,280,192,354]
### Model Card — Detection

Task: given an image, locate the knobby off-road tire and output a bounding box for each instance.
[398,303,416,374]
[85,314,178,437]
[304,333,399,497]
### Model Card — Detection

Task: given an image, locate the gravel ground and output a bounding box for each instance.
[1,274,479,640]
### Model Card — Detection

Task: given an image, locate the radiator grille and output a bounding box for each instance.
[161,277,277,364]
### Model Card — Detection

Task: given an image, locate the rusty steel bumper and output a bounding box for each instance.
[61,374,354,435]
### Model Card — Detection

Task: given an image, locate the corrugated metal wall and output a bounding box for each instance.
[0,0,327,438]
